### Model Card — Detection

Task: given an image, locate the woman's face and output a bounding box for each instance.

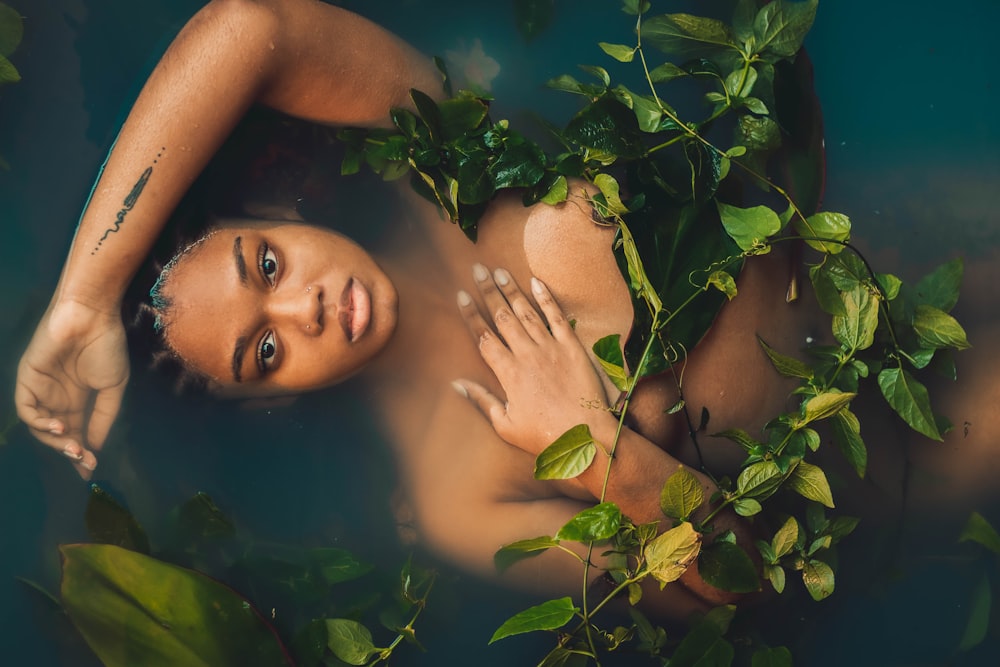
[157,219,398,396]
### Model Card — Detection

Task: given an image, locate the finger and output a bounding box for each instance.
[87,381,127,451]
[530,276,575,343]
[472,263,532,348]
[14,379,67,435]
[492,268,551,344]
[451,379,511,435]
[457,290,512,368]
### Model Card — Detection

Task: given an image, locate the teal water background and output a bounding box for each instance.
[1,1,999,664]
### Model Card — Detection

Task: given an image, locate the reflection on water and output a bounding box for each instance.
[2,1,999,665]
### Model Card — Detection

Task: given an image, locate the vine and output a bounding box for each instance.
[340,0,969,664]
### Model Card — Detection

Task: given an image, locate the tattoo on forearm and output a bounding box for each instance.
[91,148,164,254]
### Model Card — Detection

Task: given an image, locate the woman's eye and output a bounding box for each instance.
[257,331,277,373]
[259,244,278,285]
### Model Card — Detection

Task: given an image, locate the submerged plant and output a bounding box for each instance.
[340,0,969,663]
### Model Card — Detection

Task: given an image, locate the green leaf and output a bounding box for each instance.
[592,336,629,392]
[958,574,992,651]
[659,466,704,521]
[752,646,793,667]
[513,0,556,42]
[765,564,786,594]
[534,424,599,480]
[753,0,819,59]
[564,96,645,158]
[0,52,19,84]
[832,285,878,352]
[801,559,835,600]
[668,616,733,667]
[489,597,578,644]
[736,460,786,500]
[173,492,236,543]
[540,174,568,205]
[593,173,629,216]
[437,97,489,142]
[622,0,651,16]
[959,512,1000,555]
[707,269,738,300]
[713,428,762,453]
[876,273,902,301]
[648,62,689,83]
[742,96,769,115]
[489,140,546,189]
[85,485,151,554]
[0,3,22,57]
[599,42,636,62]
[555,502,622,542]
[311,548,373,585]
[800,391,855,426]
[758,336,812,379]
[698,542,760,593]
[644,13,738,59]
[794,211,850,254]
[734,498,762,517]
[912,304,971,350]
[830,410,867,477]
[915,257,963,312]
[878,366,942,440]
[725,65,758,98]
[644,522,702,586]
[771,516,799,559]
[325,619,378,666]
[809,263,847,316]
[786,462,834,508]
[494,536,561,572]
[60,545,290,667]
[716,202,781,252]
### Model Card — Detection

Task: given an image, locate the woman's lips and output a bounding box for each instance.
[339,277,371,342]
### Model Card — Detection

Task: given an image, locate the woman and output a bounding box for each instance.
[15,0,825,615]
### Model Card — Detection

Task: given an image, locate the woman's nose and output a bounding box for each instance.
[268,285,323,335]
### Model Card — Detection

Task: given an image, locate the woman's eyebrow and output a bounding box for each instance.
[233,235,248,285]
[231,335,248,383]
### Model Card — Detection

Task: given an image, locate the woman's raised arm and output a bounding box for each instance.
[16,0,442,477]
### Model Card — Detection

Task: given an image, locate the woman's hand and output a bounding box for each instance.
[454,264,616,456]
[15,300,129,479]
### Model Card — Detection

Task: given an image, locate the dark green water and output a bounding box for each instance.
[1,1,998,665]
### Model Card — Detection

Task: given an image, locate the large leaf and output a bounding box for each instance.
[534,424,599,480]
[564,96,646,158]
[326,619,378,666]
[753,0,819,59]
[698,541,760,593]
[877,366,942,440]
[643,13,739,60]
[555,502,622,542]
[912,304,971,350]
[644,521,701,585]
[915,258,963,312]
[84,485,150,554]
[60,544,291,667]
[489,597,578,644]
[716,202,781,251]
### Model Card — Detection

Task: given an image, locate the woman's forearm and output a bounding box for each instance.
[55,0,441,312]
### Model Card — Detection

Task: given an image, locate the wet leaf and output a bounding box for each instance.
[555,502,622,542]
[959,512,1000,555]
[915,258,963,312]
[832,285,878,352]
[958,574,992,651]
[771,516,798,559]
[787,462,834,508]
[878,367,942,440]
[326,619,378,665]
[564,96,645,158]
[830,409,867,477]
[698,541,760,593]
[60,544,291,667]
[800,391,855,426]
[753,0,818,59]
[534,424,599,480]
[644,522,701,586]
[495,536,560,572]
[801,559,834,600]
[489,597,577,644]
[912,304,971,350]
[794,211,850,254]
[752,646,793,667]
[85,485,150,554]
[716,202,780,251]
[659,467,704,521]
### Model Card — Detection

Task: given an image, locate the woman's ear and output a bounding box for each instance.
[238,395,300,411]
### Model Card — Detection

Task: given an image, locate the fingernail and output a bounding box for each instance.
[451,381,469,399]
[80,459,97,472]
[493,268,510,286]
[49,420,64,435]
[472,263,489,282]
[531,276,545,295]
[62,446,84,462]
[457,290,472,307]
